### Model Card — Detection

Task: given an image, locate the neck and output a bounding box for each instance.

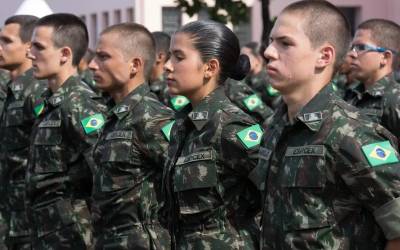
[283,77,330,123]
[9,60,32,81]
[48,66,78,93]
[187,79,218,107]
[111,76,145,103]
[363,67,392,89]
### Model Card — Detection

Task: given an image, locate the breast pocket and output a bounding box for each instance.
[280,146,332,232]
[97,131,140,192]
[173,149,221,214]
[33,121,66,173]
[5,101,25,127]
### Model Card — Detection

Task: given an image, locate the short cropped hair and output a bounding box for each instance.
[243,42,261,58]
[102,23,155,80]
[36,13,88,66]
[152,31,171,61]
[282,0,351,72]
[5,15,38,43]
[358,19,400,69]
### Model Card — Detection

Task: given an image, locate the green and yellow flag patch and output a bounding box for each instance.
[237,124,263,149]
[80,113,105,134]
[161,120,175,142]
[362,140,399,167]
[171,95,190,111]
[243,94,262,111]
[33,101,45,117]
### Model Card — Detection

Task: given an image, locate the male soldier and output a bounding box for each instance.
[150,31,190,112]
[241,42,281,109]
[89,23,173,249]
[255,1,400,249]
[344,19,400,139]
[0,15,47,250]
[26,13,106,249]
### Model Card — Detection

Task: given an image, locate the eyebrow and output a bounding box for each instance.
[270,35,292,41]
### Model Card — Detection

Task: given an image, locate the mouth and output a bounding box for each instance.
[166,78,176,86]
[266,64,278,74]
[93,75,102,82]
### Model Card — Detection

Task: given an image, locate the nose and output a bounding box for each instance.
[348,48,357,59]
[264,43,277,62]
[26,47,35,60]
[163,58,173,73]
[88,58,98,71]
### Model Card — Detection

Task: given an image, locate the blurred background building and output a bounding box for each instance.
[1,0,399,49]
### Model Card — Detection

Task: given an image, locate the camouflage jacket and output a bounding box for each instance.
[244,69,281,109]
[0,69,10,117]
[26,75,106,249]
[149,76,170,106]
[256,84,400,250]
[163,87,261,250]
[92,83,173,249]
[0,68,47,243]
[224,78,273,124]
[344,74,400,140]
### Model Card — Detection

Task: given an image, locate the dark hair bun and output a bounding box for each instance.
[229,54,250,81]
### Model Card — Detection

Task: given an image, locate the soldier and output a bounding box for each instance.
[163,20,261,249]
[78,49,99,94]
[224,78,273,124]
[344,19,400,139]
[26,13,106,249]
[0,15,47,250]
[0,69,10,117]
[150,31,170,105]
[256,1,400,250]
[332,53,358,99]
[89,23,173,250]
[242,42,281,109]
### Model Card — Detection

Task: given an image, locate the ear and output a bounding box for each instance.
[129,57,143,76]
[316,43,335,69]
[60,47,72,64]
[380,50,393,68]
[156,52,168,64]
[204,58,220,79]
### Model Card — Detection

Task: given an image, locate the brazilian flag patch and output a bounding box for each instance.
[236,124,263,149]
[243,94,262,111]
[80,113,105,134]
[266,85,280,96]
[33,101,45,117]
[171,95,190,111]
[362,140,399,167]
[161,120,175,142]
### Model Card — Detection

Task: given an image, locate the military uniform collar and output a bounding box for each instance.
[363,74,394,97]
[47,75,80,107]
[294,83,333,132]
[187,87,227,131]
[7,68,34,96]
[110,83,149,120]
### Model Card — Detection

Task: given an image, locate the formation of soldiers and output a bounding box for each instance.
[0,0,399,249]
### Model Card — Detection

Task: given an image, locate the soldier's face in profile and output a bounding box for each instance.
[164,32,209,97]
[263,12,320,94]
[349,29,387,82]
[89,32,132,94]
[27,26,63,79]
[0,23,30,70]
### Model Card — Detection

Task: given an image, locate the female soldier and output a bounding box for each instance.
[162,20,261,250]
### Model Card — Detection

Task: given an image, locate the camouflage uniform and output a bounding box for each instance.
[244,69,281,109]
[0,69,10,117]
[255,84,400,250]
[149,76,170,106]
[344,74,400,139]
[92,83,173,250]
[225,78,273,124]
[163,87,261,250]
[26,75,107,249]
[0,68,47,249]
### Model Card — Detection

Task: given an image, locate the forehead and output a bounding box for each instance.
[270,12,308,40]
[170,32,196,51]
[32,26,54,42]
[1,23,21,38]
[353,29,374,43]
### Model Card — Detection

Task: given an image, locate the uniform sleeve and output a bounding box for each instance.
[137,104,174,168]
[335,124,400,240]
[383,95,400,140]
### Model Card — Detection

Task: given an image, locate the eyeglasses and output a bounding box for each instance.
[350,43,397,54]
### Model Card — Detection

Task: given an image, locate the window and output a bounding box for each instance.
[162,7,181,35]
[90,13,98,48]
[126,8,134,22]
[114,9,121,24]
[102,12,109,29]
[233,8,251,47]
